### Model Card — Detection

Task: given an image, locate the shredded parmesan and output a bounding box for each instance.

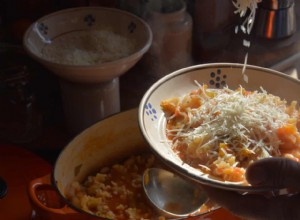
[232,0,262,82]
[41,29,136,65]
[161,84,300,183]
[243,39,251,47]
[232,0,262,34]
[242,52,249,82]
[183,87,287,155]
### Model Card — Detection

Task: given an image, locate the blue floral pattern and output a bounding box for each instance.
[209,69,227,88]
[84,14,95,26]
[38,23,48,35]
[128,22,136,33]
[144,103,157,121]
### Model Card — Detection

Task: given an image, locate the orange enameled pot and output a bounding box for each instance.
[28,108,241,220]
[0,144,52,220]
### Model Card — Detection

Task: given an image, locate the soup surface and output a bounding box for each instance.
[66,152,215,220]
[66,153,162,219]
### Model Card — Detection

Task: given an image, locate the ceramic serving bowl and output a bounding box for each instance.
[27,109,239,220]
[23,6,153,135]
[23,7,152,83]
[138,63,300,192]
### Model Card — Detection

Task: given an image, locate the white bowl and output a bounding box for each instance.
[138,63,300,192]
[23,7,152,83]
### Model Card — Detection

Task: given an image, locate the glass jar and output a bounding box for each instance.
[145,0,193,78]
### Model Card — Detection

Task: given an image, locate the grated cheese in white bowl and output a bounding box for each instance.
[161,83,300,183]
[41,29,136,66]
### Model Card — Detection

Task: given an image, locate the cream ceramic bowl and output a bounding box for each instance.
[138,63,300,192]
[23,7,152,83]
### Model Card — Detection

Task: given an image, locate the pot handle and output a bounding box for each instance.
[28,174,84,220]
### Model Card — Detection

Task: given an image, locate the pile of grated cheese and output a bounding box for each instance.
[165,84,297,179]
[180,85,288,158]
[41,29,136,65]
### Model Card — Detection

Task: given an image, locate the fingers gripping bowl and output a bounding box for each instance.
[138,63,300,192]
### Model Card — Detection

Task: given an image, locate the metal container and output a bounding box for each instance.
[254,0,296,39]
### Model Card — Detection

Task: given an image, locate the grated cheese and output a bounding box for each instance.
[41,29,136,65]
[232,0,262,34]
[174,86,287,156]
[243,39,251,47]
[161,84,300,183]
[242,52,249,82]
[232,0,262,82]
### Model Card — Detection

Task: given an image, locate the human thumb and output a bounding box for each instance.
[246,157,300,190]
